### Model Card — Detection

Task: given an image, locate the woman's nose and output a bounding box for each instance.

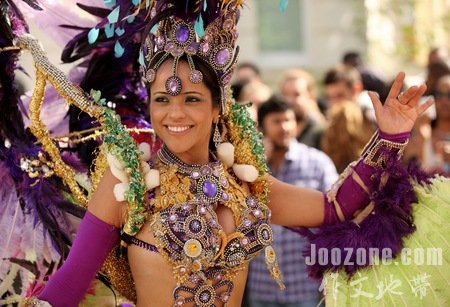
[167,102,186,119]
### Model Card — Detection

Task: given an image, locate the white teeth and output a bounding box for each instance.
[167,126,190,132]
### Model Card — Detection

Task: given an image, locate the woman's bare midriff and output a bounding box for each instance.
[128,203,248,307]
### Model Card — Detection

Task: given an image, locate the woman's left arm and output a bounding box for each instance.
[267,72,434,227]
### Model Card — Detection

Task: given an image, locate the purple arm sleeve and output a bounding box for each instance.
[323,130,410,225]
[38,211,120,307]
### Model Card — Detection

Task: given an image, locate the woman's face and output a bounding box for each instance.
[149,59,220,164]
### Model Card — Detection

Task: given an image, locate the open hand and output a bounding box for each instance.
[368,72,434,134]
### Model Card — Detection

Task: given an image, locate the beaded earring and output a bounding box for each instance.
[213,120,222,149]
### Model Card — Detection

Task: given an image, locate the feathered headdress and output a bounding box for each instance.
[87,0,245,113]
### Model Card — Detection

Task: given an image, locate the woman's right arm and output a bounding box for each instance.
[34,169,126,307]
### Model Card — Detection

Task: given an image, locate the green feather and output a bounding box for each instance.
[323,177,450,306]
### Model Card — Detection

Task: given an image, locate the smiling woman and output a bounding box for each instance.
[6,1,448,307]
[149,58,220,164]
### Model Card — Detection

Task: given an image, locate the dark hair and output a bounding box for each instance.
[148,53,221,107]
[231,79,249,101]
[342,51,361,67]
[323,65,361,88]
[236,62,261,76]
[257,95,294,128]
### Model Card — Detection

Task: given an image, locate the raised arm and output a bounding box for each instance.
[267,72,433,228]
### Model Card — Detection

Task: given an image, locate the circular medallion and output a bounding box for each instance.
[189,69,203,84]
[184,215,207,238]
[165,75,182,96]
[194,285,216,306]
[183,239,202,258]
[256,223,273,246]
[196,175,222,203]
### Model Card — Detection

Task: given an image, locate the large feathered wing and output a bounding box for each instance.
[322,177,450,306]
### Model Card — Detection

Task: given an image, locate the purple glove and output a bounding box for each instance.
[38,211,120,307]
[324,130,410,225]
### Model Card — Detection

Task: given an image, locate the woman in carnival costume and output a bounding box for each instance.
[1,0,448,306]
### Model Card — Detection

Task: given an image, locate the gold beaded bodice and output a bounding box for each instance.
[147,147,274,306]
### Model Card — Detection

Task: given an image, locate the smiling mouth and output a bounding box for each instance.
[165,125,192,133]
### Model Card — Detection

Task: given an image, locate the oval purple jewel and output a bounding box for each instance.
[166,76,182,96]
[216,48,230,66]
[203,180,218,198]
[176,24,190,44]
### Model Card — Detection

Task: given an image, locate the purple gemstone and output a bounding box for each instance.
[189,70,203,84]
[185,45,197,55]
[221,192,229,201]
[166,76,182,95]
[221,73,233,85]
[165,42,175,53]
[169,80,178,92]
[173,47,184,57]
[176,24,190,43]
[215,48,230,66]
[156,36,165,48]
[203,180,218,198]
[145,69,155,82]
[201,165,211,175]
[200,42,210,53]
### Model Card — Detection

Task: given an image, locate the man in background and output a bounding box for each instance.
[246,95,338,307]
[279,69,326,149]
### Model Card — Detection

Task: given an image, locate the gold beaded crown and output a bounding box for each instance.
[141,0,244,112]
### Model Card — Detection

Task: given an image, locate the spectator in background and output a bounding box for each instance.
[424,59,450,96]
[428,46,449,65]
[234,62,262,83]
[322,65,376,172]
[323,64,368,108]
[238,80,273,121]
[321,101,375,172]
[280,69,326,149]
[342,51,388,101]
[246,96,338,307]
[408,75,450,176]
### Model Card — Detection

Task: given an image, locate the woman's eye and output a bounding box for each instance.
[186,96,201,103]
[154,96,169,103]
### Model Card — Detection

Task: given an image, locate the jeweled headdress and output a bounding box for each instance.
[86,0,244,114]
[141,0,243,112]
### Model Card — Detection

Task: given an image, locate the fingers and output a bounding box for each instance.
[386,72,406,102]
[368,91,382,115]
[416,97,434,115]
[398,84,427,106]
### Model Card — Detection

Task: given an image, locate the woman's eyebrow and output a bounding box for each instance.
[183,91,203,96]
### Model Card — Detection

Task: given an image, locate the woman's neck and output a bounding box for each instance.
[161,145,213,166]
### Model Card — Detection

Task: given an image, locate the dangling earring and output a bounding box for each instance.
[213,120,222,149]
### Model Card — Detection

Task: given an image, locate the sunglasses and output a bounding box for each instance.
[434,91,450,100]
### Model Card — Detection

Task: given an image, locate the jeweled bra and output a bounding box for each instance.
[149,146,273,306]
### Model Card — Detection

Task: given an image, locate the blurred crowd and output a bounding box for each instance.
[236,47,450,307]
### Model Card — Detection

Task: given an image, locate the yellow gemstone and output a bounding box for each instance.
[265,246,276,264]
[184,239,202,258]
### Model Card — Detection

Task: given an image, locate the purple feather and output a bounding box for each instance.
[287,158,432,280]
